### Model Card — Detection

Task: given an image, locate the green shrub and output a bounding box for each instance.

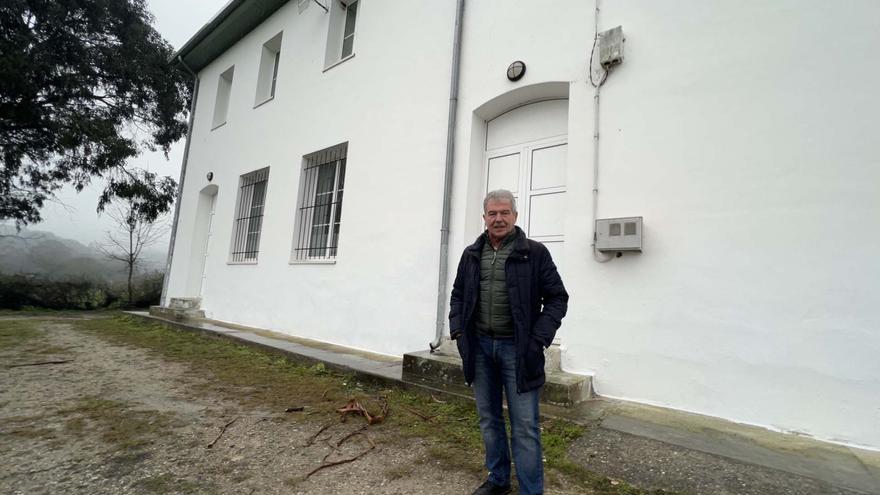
[0,272,163,310]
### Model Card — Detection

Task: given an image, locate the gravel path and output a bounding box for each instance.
[0,319,480,494]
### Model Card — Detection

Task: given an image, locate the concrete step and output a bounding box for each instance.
[402,346,592,407]
[169,297,201,310]
[149,305,205,321]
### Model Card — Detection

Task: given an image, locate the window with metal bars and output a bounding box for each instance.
[230,167,269,262]
[293,143,347,261]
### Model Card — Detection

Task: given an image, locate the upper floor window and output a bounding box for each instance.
[230,167,269,263]
[255,32,283,106]
[212,66,234,129]
[323,1,358,69]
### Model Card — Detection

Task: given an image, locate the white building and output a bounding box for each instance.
[162,0,880,451]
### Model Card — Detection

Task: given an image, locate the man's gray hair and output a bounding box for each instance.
[483,189,517,213]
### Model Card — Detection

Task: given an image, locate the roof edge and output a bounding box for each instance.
[170,0,246,66]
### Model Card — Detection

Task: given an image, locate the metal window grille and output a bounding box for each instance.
[231,167,269,262]
[294,143,347,260]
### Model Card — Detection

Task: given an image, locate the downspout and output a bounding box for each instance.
[160,56,200,306]
[430,0,465,352]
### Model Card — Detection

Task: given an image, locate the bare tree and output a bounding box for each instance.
[97,202,168,306]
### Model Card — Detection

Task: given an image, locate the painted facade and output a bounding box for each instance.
[164,0,880,450]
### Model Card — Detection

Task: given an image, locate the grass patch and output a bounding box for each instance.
[4,425,58,441]
[384,462,416,480]
[69,316,353,414]
[60,397,178,450]
[0,319,44,350]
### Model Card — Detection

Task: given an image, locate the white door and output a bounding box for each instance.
[197,194,216,299]
[484,99,568,270]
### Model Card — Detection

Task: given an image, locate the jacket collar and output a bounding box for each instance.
[466,226,529,257]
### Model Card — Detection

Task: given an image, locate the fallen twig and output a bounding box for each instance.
[306,421,339,446]
[285,406,304,412]
[322,440,341,462]
[431,394,447,404]
[306,444,376,479]
[206,417,239,449]
[402,406,436,422]
[7,360,72,369]
[336,424,369,447]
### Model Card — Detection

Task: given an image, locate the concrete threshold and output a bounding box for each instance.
[127,312,880,495]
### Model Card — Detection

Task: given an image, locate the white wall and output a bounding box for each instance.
[167,0,880,450]
[166,0,457,357]
[448,0,880,449]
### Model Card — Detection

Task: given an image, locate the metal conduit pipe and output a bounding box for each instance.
[590,0,613,263]
[160,57,200,306]
[430,0,466,352]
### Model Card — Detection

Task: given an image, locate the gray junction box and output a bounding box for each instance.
[595,217,643,252]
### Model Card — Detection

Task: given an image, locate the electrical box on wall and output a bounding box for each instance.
[595,217,642,252]
[598,26,625,69]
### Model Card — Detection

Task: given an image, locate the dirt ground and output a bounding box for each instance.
[0,316,486,494]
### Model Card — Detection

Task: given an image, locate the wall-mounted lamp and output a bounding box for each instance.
[507,61,526,82]
[206,172,214,182]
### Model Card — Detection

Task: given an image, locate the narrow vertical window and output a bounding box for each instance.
[324,1,359,68]
[270,50,280,97]
[341,1,358,59]
[231,168,270,262]
[212,66,234,128]
[255,32,282,105]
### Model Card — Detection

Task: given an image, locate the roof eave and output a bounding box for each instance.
[170,0,291,73]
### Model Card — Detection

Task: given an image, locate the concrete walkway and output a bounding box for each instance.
[129,312,880,495]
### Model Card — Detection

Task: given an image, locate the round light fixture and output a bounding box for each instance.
[507,60,526,82]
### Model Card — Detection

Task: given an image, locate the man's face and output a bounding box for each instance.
[483,198,518,242]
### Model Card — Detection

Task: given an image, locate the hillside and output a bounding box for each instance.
[0,226,166,282]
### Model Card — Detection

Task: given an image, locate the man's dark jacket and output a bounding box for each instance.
[449,227,569,393]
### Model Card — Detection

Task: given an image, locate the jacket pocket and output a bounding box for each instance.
[455,335,469,362]
[524,337,545,380]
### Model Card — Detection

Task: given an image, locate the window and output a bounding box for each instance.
[341,1,358,58]
[230,168,269,262]
[212,66,234,128]
[255,32,283,105]
[292,143,347,261]
[323,0,358,68]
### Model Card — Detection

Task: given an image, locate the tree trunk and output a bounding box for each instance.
[128,225,134,307]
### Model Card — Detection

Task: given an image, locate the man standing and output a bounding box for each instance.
[449,189,569,495]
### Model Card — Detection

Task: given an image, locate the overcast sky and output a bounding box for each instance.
[30,0,226,245]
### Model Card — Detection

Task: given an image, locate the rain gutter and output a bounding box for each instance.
[160,57,200,306]
[430,0,466,352]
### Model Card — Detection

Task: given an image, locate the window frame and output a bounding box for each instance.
[255,32,283,107]
[291,143,348,263]
[340,0,358,59]
[229,167,270,264]
[211,65,235,129]
[323,0,359,70]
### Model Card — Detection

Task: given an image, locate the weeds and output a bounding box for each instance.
[65,315,677,494]
[60,397,178,450]
[0,319,42,349]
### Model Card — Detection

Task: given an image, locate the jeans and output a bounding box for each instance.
[473,335,543,495]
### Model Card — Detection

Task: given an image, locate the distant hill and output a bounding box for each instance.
[0,226,166,282]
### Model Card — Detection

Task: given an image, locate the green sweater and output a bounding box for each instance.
[475,231,516,338]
